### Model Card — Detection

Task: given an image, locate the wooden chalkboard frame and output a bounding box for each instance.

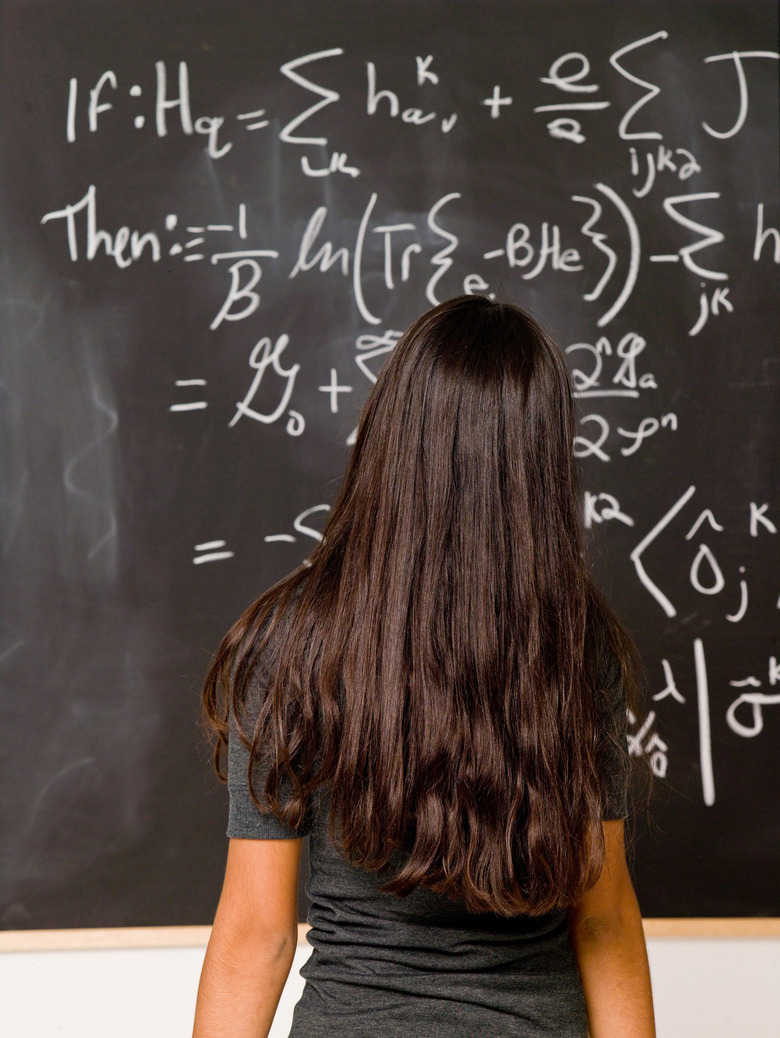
[1,918,778,951]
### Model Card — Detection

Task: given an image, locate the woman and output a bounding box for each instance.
[194,296,655,1037]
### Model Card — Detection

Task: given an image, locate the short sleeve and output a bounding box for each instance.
[595,651,631,821]
[227,707,314,840]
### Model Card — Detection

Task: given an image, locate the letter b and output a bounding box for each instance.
[210,259,262,330]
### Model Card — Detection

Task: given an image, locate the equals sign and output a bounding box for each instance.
[236,108,269,130]
[170,380,208,412]
[193,540,235,565]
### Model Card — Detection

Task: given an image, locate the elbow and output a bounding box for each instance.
[208,923,298,983]
[264,926,298,967]
[571,909,628,947]
[237,921,298,966]
[569,885,644,950]
[210,907,298,970]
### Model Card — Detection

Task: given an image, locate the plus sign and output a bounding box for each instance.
[318,368,353,413]
[483,85,513,119]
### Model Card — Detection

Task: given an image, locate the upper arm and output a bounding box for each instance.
[567,830,655,1036]
[568,820,639,938]
[195,839,302,1036]
[214,837,303,944]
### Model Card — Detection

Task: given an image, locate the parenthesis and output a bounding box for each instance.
[594,183,641,327]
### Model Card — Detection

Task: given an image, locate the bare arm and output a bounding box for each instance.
[193,837,303,1038]
[568,820,655,1038]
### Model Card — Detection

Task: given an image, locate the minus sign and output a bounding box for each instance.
[206,224,233,231]
[533,102,611,112]
[193,552,235,564]
[264,534,296,543]
[573,389,640,399]
[210,250,279,263]
[483,249,505,260]
[169,402,207,411]
[649,255,680,262]
[184,254,205,261]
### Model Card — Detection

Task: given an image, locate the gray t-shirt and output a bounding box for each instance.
[227,653,629,1037]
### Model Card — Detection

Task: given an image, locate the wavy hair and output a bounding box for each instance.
[203,295,638,916]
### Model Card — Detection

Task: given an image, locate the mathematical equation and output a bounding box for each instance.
[47,36,779,325]
[36,22,779,810]
[43,178,770,333]
[64,42,777,158]
[630,640,780,806]
[41,36,779,505]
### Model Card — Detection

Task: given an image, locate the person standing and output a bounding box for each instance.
[194,296,655,1037]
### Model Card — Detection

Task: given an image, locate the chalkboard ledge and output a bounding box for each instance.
[1,920,780,951]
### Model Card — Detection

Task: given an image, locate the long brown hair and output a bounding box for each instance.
[203,295,637,916]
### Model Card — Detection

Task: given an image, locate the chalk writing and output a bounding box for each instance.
[27,10,779,904]
[627,709,669,778]
[170,379,208,413]
[265,506,331,559]
[229,334,302,433]
[193,540,234,565]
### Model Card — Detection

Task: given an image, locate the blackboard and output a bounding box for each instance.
[1,0,778,930]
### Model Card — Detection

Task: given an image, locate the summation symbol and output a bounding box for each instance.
[193,540,235,565]
[354,330,401,384]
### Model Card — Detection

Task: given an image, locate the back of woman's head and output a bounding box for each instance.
[341,296,578,569]
[204,296,636,917]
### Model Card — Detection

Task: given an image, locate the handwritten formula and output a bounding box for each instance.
[3,1,778,924]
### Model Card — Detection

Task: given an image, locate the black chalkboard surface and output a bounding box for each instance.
[1,0,777,929]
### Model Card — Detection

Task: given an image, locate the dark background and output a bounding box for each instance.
[1,0,777,928]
